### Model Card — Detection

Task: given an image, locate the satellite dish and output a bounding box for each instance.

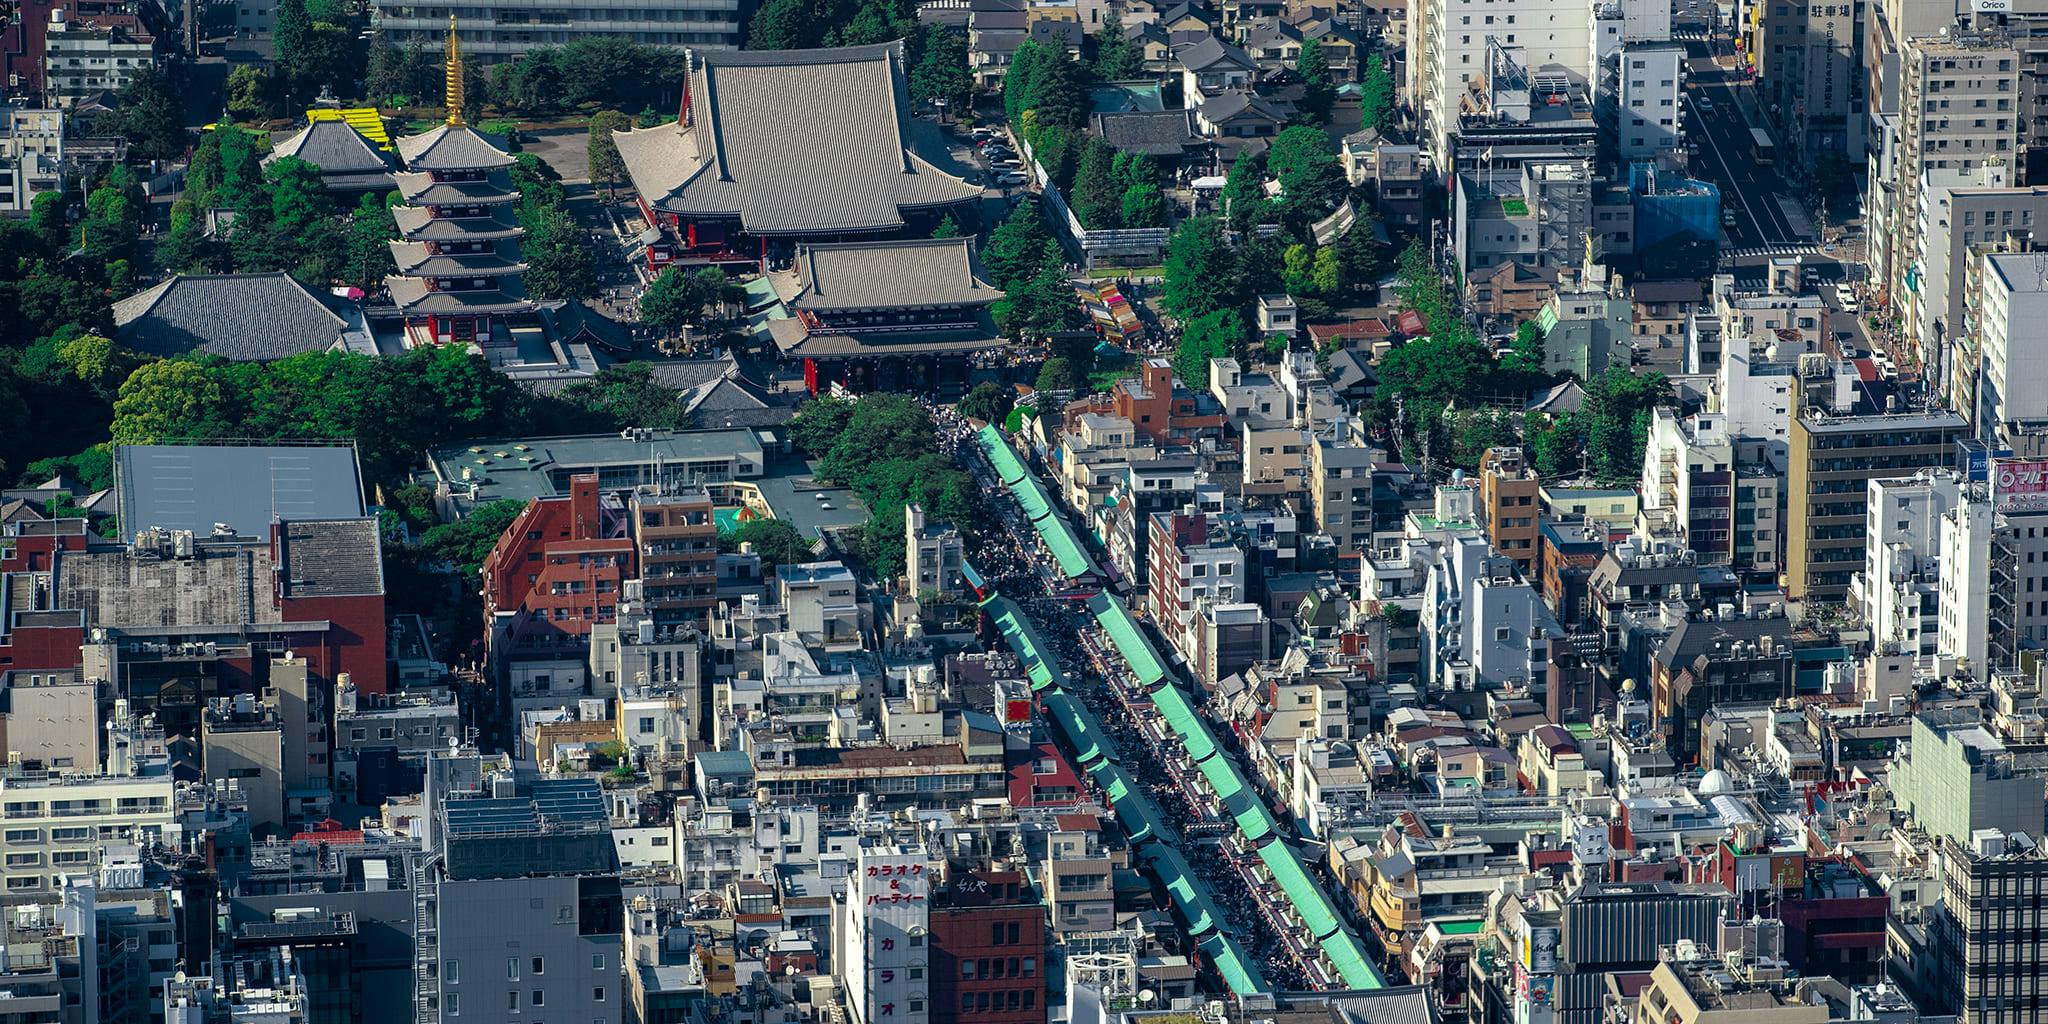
[1139,990,1157,1005]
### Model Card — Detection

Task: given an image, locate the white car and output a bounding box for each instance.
[997,172,1029,187]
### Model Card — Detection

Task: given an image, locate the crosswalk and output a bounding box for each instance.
[1720,243,1823,262]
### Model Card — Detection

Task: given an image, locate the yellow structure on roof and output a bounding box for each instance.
[305,107,392,151]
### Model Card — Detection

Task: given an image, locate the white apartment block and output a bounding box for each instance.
[1977,252,2048,435]
[1937,486,1994,671]
[43,11,154,105]
[1855,472,1965,657]
[1617,42,1685,165]
[1412,0,1598,167]
[0,774,175,893]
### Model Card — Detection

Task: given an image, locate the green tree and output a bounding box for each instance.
[275,0,313,90]
[226,65,277,122]
[1174,308,1245,386]
[1503,319,1546,376]
[983,200,1055,288]
[639,265,729,335]
[587,110,631,198]
[1282,242,1316,296]
[520,202,596,300]
[419,500,527,576]
[1119,183,1166,228]
[1221,149,1268,229]
[1092,13,1143,81]
[930,213,963,239]
[555,363,691,429]
[1359,54,1395,133]
[30,192,68,251]
[1070,136,1122,230]
[366,27,407,103]
[1267,124,1345,217]
[993,256,1082,338]
[911,24,974,115]
[1294,39,1334,124]
[721,518,815,566]
[1035,355,1080,393]
[345,192,398,290]
[111,360,241,443]
[1311,244,1344,297]
[1161,216,1235,319]
[957,381,1014,423]
[24,446,114,493]
[80,182,141,265]
[1579,368,1672,484]
[749,0,818,50]
[112,65,188,162]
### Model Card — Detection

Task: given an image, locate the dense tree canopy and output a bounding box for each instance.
[791,394,974,579]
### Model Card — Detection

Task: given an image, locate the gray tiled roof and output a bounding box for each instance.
[1093,110,1204,156]
[767,317,1005,358]
[1177,35,1254,72]
[395,123,515,171]
[392,203,524,241]
[114,443,364,542]
[265,119,395,174]
[113,273,351,361]
[613,42,982,235]
[395,169,518,204]
[774,238,1002,311]
[385,276,534,315]
[390,240,526,276]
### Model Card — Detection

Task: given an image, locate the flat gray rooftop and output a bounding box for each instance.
[116,444,364,541]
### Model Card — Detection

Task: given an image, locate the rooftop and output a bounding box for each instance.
[115,443,365,542]
[112,273,359,361]
[614,42,980,235]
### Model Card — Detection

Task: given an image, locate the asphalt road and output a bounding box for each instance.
[1682,39,1807,248]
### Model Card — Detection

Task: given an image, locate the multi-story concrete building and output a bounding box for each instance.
[1908,170,2048,399]
[1479,447,1540,577]
[1892,710,2048,846]
[1974,251,2048,437]
[1309,430,1376,555]
[1928,830,2048,1024]
[1938,479,1996,668]
[371,1,745,60]
[1412,0,1598,168]
[629,486,718,626]
[838,847,934,1024]
[0,106,62,212]
[905,503,964,600]
[1640,409,1735,565]
[1147,507,1246,670]
[1853,471,1965,658]
[1875,33,2021,363]
[42,8,154,104]
[1752,0,1860,159]
[419,755,621,1024]
[0,772,174,893]
[1616,42,1685,165]
[1785,364,1967,601]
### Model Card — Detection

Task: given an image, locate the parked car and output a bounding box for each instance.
[997,171,1029,186]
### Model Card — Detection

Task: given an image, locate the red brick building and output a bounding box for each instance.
[928,867,1047,1024]
[1071,358,1227,448]
[480,473,635,661]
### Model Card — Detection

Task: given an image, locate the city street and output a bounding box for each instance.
[1682,40,1808,248]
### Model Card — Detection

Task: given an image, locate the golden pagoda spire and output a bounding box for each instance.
[444,13,465,126]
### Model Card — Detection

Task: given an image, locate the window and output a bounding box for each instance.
[448,993,460,1016]
[448,961,460,984]
[592,954,606,971]
[508,959,520,982]
[593,988,607,1003]
[531,957,545,975]
[509,991,520,1012]
[532,991,545,1007]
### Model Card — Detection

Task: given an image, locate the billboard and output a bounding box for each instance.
[1994,458,2048,510]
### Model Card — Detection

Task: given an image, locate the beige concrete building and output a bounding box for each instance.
[1634,960,1829,1024]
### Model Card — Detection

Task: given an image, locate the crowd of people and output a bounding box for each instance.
[941,406,1325,991]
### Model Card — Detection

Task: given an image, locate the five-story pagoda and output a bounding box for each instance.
[385,18,535,347]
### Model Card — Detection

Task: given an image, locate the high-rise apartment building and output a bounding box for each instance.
[1479,446,1541,577]
[1929,831,2048,1024]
